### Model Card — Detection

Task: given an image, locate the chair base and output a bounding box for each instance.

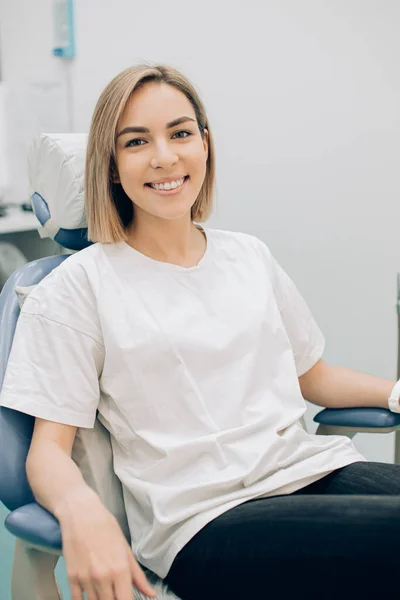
[394,428,400,465]
[12,539,61,600]
[10,538,181,599]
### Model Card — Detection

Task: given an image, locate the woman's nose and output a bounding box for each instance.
[151,141,178,169]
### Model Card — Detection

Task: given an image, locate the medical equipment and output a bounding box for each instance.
[52,0,75,59]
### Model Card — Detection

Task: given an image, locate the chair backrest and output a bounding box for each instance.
[0,133,131,542]
[0,255,69,510]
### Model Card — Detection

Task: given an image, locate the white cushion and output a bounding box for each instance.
[27,133,88,230]
[72,421,131,544]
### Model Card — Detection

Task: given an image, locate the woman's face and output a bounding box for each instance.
[114,82,208,224]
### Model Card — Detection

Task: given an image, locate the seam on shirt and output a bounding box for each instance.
[0,394,96,428]
[20,310,105,348]
[297,340,325,377]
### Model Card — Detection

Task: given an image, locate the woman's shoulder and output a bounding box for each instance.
[207,226,272,261]
[34,243,107,291]
[20,243,107,330]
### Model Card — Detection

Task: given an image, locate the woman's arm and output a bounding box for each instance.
[298,359,395,410]
[26,418,92,517]
[26,418,157,600]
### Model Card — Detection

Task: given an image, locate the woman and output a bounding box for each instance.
[1,63,399,600]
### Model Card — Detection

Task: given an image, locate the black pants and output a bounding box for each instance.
[164,461,400,600]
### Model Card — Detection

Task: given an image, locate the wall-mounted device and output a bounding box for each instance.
[52,0,75,59]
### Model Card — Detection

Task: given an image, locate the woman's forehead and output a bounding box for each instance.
[119,82,195,127]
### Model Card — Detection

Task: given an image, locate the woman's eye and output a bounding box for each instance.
[125,138,145,148]
[124,130,192,148]
[172,130,192,139]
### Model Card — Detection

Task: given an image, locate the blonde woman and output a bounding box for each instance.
[1,64,399,600]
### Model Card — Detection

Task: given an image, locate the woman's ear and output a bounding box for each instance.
[203,128,209,160]
[110,159,121,184]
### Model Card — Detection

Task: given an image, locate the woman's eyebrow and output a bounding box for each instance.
[116,116,196,139]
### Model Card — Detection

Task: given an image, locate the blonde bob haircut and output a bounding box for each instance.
[85,63,216,244]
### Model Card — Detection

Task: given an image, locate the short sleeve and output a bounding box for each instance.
[0,258,105,428]
[270,254,325,376]
[254,238,325,377]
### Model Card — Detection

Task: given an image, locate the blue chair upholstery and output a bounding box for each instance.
[31,192,91,251]
[314,406,400,429]
[0,255,70,549]
[5,503,62,550]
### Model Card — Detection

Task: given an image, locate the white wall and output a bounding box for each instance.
[1,0,399,461]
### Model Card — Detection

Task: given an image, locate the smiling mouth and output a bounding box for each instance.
[145,175,189,188]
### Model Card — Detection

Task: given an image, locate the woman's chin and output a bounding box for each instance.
[149,198,195,220]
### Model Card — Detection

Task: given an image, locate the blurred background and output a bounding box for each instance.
[0,1,399,597]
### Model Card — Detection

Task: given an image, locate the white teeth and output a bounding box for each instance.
[150,177,185,191]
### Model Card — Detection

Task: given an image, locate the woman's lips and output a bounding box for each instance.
[145,176,189,196]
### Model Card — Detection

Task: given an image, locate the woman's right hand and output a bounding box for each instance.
[57,488,157,599]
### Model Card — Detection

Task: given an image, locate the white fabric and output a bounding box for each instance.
[0,227,366,579]
[27,133,88,230]
[388,380,400,412]
[15,285,37,308]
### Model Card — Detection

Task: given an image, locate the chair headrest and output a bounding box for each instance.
[27,133,92,251]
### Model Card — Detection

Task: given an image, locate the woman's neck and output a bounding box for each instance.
[125,218,206,268]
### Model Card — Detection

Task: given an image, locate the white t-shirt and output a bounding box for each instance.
[0,226,366,579]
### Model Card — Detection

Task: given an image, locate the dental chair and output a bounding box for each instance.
[1,133,399,600]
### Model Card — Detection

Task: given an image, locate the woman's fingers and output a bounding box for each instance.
[84,582,101,600]
[92,578,115,600]
[70,581,84,600]
[113,567,136,600]
[126,546,157,598]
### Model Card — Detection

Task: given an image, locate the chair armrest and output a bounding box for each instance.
[4,502,62,550]
[314,407,400,429]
